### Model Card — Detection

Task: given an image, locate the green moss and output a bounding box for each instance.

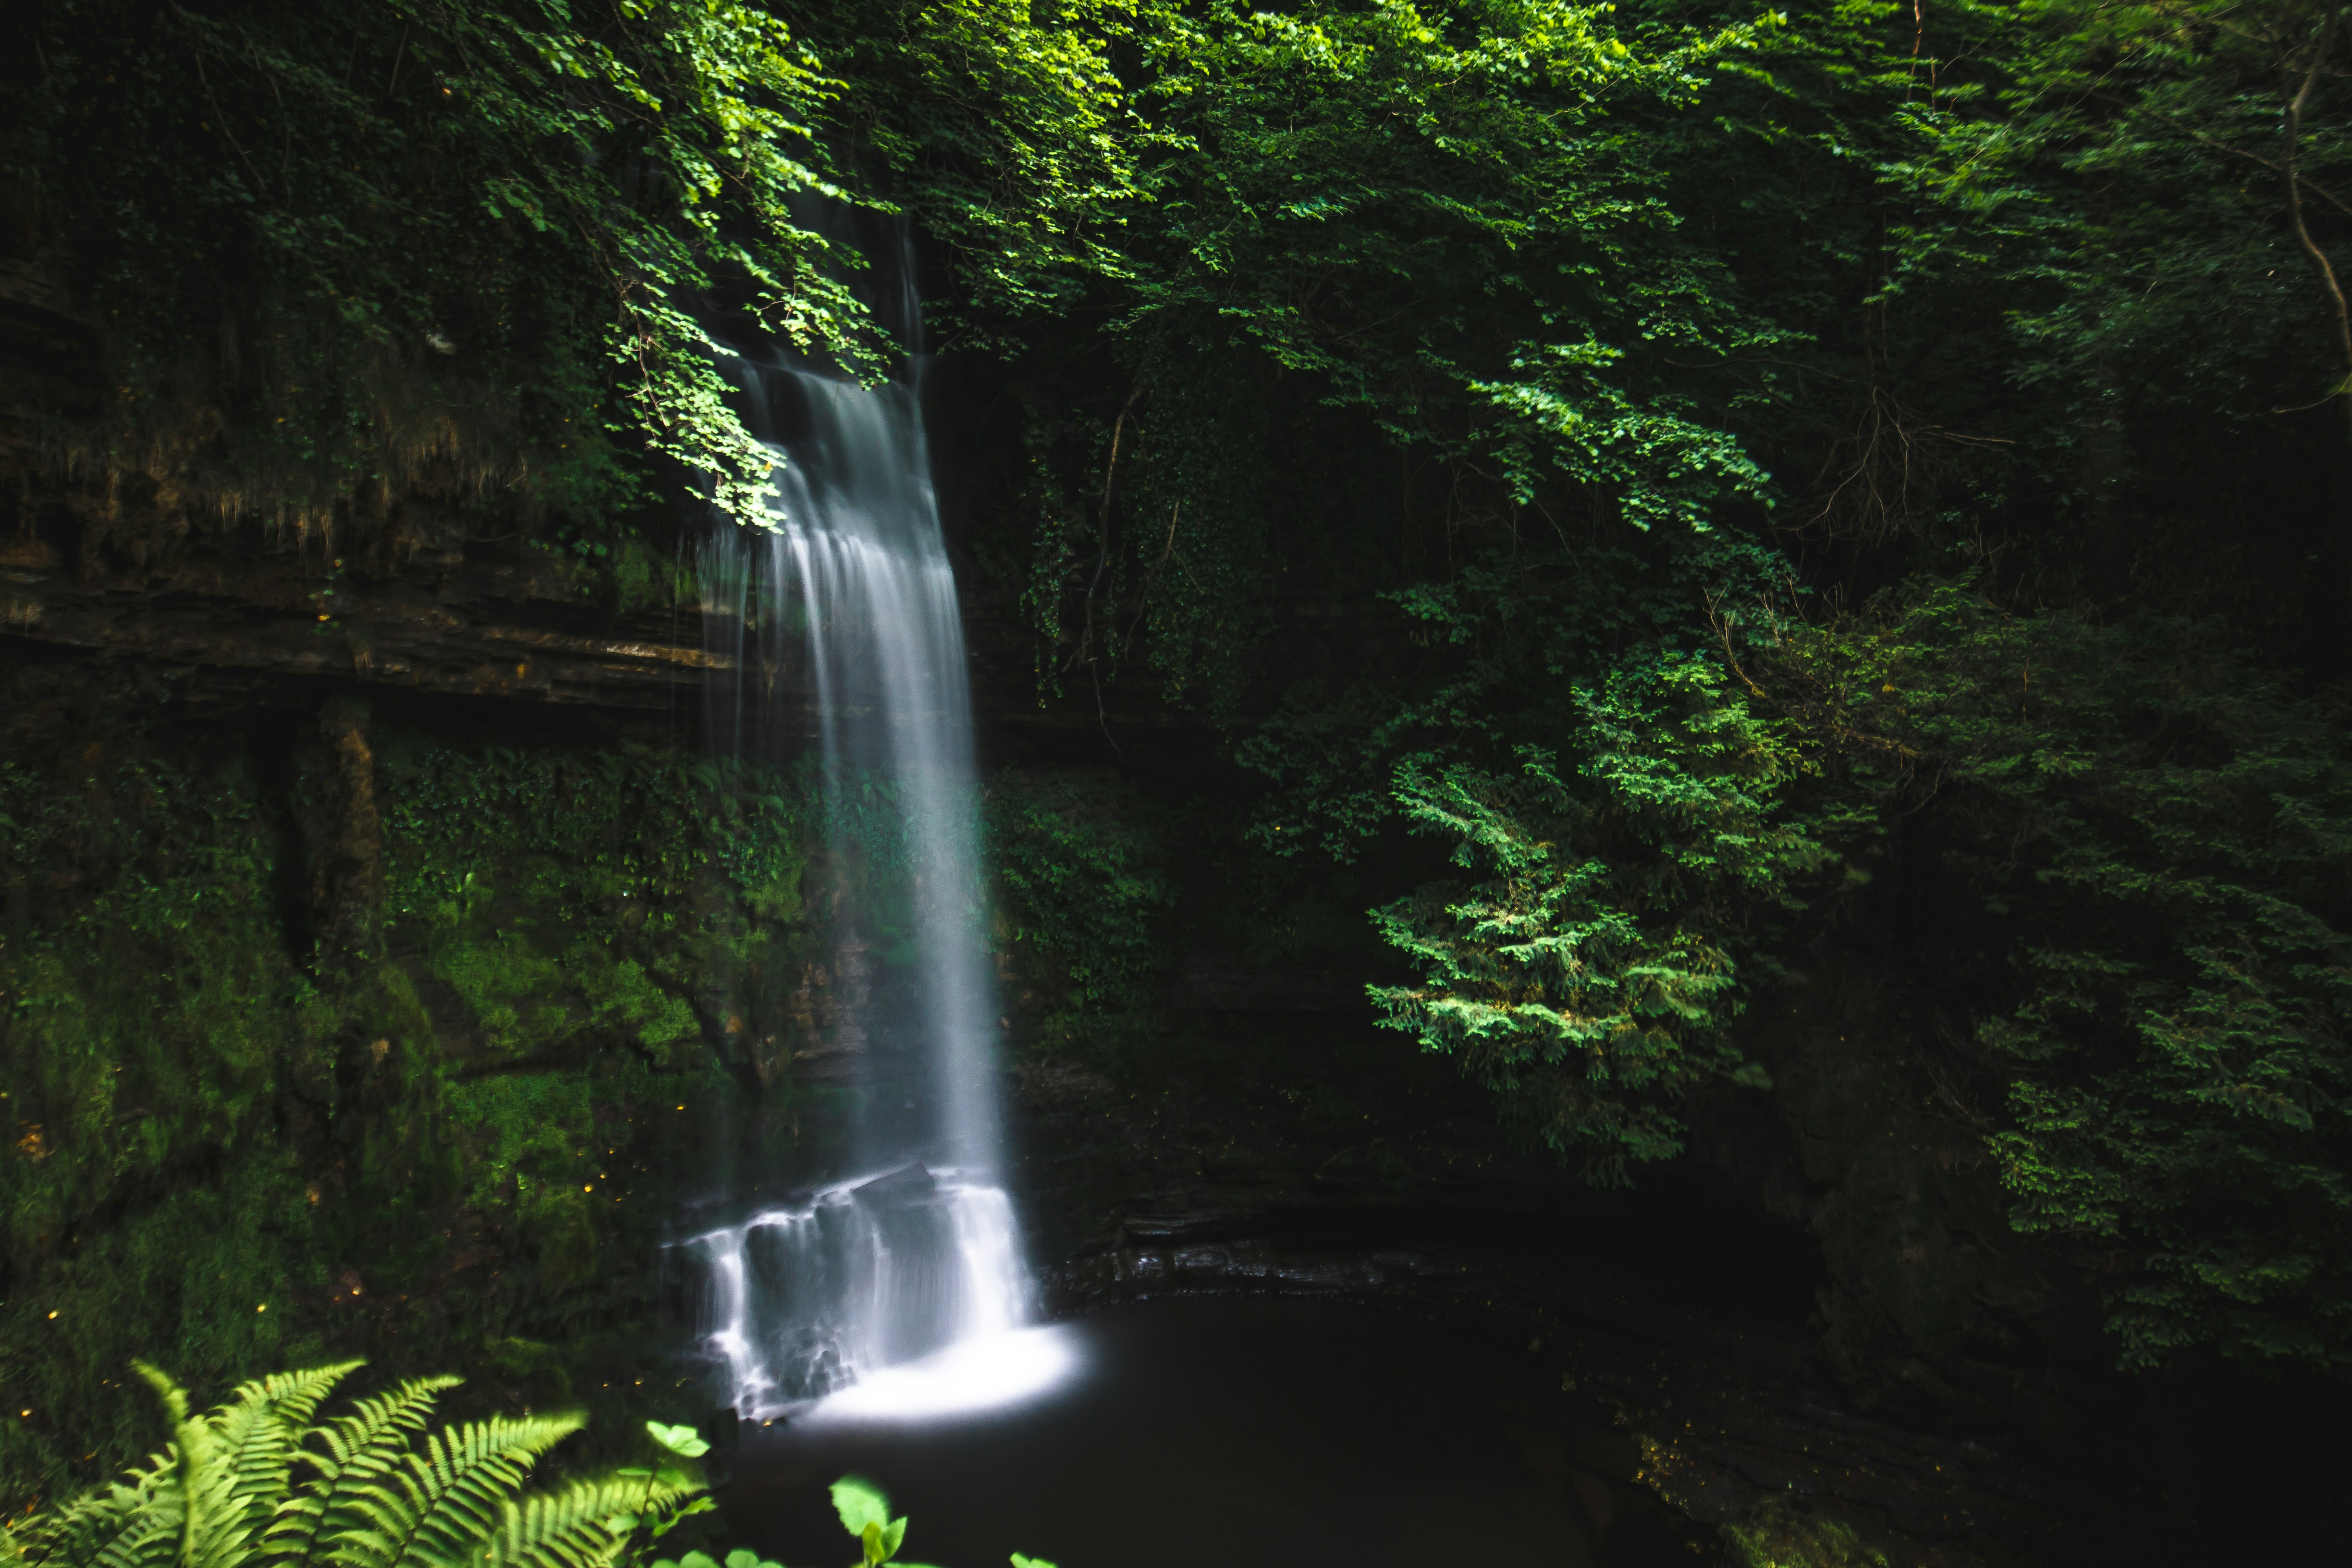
[0,725,840,1507]
[985,769,1175,1054]
[0,753,324,1262]
[1721,1501,1892,1568]
[605,535,705,619]
[445,1074,594,1202]
[0,1149,328,1507]
[482,1334,577,1405]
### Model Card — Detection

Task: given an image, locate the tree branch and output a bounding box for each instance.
[2091,89,2352,222]
[2282,9,2352,443]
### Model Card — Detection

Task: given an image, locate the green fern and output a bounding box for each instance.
[5,1364,698,1568]
[263,1377,463,1568]
[8,1374,1062,1568]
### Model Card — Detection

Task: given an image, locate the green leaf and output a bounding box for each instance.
[831,1478,891,1540]
[1010,1557,1059,1568]
[648,1494,720,1541]
[647,1420,712,1458]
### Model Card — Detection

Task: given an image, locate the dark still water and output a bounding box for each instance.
[720,1296,1701,1568]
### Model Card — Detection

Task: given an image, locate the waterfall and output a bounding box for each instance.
[695,1168,1041,1418]
[684,232,1064,1421]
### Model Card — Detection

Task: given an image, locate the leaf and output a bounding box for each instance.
[645,1495,718,1542]
[485,1468,697,1568]
[645,1421,711,1459]
[1010,1557,1059,1568]
[269,1373,460,1566]
[829,1480,890,1541]
[332,1409,587,1568]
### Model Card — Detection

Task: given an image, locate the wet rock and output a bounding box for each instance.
[850,1163,935,1206]
[698,1406,740,1454]
[310,696,384,960]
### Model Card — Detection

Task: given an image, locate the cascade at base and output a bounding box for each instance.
[694,1167,1038,1418]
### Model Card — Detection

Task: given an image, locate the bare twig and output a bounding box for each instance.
[1706,592,1767,699]
[1799,382,2003,542]
[187,34,271,204]
[385,19,411,99]
[1069,380,1147,753]
[1120,500,1181,657]
[1065,383,1143,672]
[1909,0,1935,110]
[2283,10,2352,443]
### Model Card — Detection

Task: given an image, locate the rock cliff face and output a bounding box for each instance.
[1,259,710,689]
[1,522,726,707]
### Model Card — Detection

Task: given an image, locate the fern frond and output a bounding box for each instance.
[237,1366,362,1437]
[180,1364,365,1568]
[19,1367,693,1568]
[14,1458,181,1568]
[300,1379,463,1482]
[484,1473,695,1568]
[323,1414,585,1568]
[266,1377,462,1568]
[77,1492,177,1568]
[197,1365,365,1568]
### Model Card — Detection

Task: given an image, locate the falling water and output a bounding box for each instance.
[684,230,1057,1420]
[696,1167,1053,1418]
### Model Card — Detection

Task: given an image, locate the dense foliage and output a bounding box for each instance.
[7,0,882,534]
[985,770,1175,1050]
[1761,586,2352,1370]
[1367,653,1818,1180]
[8,0,2351,1410]
[843,0,2352,1373]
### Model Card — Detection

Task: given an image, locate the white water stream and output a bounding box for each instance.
[684,245,1062,1421]
[696,1169,1061,1420]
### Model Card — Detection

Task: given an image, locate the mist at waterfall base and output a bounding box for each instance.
[722,1297,1665,1568]
[683,236,1074,1424]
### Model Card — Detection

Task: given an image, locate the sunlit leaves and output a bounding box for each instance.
[827,1478,938,1568]
[1370,652,1816,1178]
[641,1423,708,1460]
[12,0,884,530]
